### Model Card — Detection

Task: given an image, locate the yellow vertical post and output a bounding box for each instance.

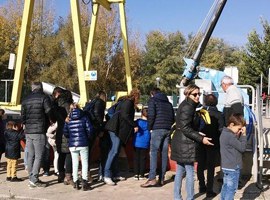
[118,0,132,93]
[85,3,100,71]
[70,0,88,105]
[10,0,35,105]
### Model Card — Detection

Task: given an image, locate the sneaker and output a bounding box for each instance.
[139,175,146,180]
[104,177,116,186]
[113,176,126,182]
[43,171,49,176]
[6,177,11,181]
[29,180,48,188]
[98,175,103,182]
[134,175,139,180]
[11,177,23,182]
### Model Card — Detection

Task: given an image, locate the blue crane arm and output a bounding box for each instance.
[180,0,227,86]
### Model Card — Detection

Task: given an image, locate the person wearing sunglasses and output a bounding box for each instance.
[171,84,214,200]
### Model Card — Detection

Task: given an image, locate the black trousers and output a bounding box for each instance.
[197,144,219,192]
[58,152,72,174]
[133,147,147,176]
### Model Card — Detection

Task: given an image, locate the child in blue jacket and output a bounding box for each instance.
[133,108,151,180]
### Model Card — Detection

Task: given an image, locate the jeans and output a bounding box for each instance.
[148,129,169,181]
[24,146,28,169]
[174,163,194,200]
[220,168,240,200]
[26,134,46,183]
[52,146,59,173]
[104,131,121,178]
[70,146,89,181]
[42,139,51,173]
[58,152,72,174]
[98,133,111,177]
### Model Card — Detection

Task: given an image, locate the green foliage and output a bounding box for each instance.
[240,19,270,88]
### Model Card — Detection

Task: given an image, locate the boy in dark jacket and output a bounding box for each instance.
[5,121,24,182]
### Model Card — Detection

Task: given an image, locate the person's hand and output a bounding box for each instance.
[134,127,138,133]
[202,137,214,146]
[241,127,246,136]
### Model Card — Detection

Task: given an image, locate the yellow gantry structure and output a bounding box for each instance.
[0,0,132,109]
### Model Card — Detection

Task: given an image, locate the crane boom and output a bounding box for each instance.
[180,0,227,86]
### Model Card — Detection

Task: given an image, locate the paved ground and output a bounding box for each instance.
[0,116,270,200]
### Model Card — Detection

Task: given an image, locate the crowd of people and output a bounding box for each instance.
[0,74,248,199]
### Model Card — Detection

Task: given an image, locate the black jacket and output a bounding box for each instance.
[147,92,175,131]
[21,89,52,135]
[5,129,24,159]
[171,97,204,163]
[200,106,224,149]
[105,99,137,144]
[92,97,106,130]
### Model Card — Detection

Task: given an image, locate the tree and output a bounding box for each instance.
[140,31,186,95]
[240,19,270,89]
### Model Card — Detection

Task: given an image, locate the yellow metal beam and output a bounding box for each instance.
[10,0,35,105]
[70,0,88,106]
[93,0,111,11]
[119,2,132,93]
[85,3,100,71]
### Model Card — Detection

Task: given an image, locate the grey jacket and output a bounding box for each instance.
[220,127,247,169]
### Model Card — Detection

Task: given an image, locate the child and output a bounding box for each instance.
[220,113,247,200]
[46,119,59,176]
[4,121,24,182]
[63,104,94,191]
[133,107,151,180]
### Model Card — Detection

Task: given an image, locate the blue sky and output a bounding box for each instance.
[1,0,270,46]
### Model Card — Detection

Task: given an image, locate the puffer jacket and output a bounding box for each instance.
[147,92,175,131]
[171,97,204,163]
[4,129,24,159]
[21,89,52,135]
[63,108,94,147]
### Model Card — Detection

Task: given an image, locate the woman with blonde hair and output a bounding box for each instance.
[171,84,213,200]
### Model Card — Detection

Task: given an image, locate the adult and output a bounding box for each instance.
[84,91,107,181]
[21,82,52,188]
[196,94,224,198]
[220,75,244,125]
[141,88,175,187]
[104,88,140,185]
[171,84,213,200]
[54,88,74,185]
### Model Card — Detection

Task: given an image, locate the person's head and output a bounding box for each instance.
[52,87,63,99]
[204,94,218,107]
[141,107,148,118]
[96,91,107,102]
[31,82,43,92]
[221,75,234,92]
[6,121,18,130]
[184,84,201,103]
[0,108,5,118]
[150,88,161,97]
[227,113,246,135]
[127,88,140,105]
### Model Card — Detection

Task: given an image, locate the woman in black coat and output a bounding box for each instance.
[171,84,213,200]
[104,88,140,185]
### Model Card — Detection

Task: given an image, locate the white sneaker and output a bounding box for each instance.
[104,177,115,185]
[113,176,126,181]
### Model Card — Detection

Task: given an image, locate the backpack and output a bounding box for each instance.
[83,98,98,123]
[106,100,122,120]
